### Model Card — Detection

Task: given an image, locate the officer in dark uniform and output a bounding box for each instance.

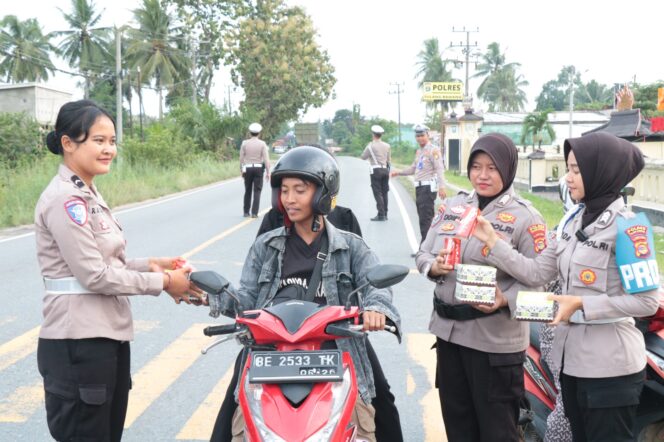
[361,125,391,221]
[391,124,446,240]
[240,122,270,217]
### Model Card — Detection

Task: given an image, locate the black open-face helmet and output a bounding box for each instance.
[271,146,340,216]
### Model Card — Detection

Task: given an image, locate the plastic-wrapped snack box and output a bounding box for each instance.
[514,291,555,322]
[454,264,497,305]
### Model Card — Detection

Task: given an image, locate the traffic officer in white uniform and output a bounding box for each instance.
[239,122,271,218]
[391,124,446,241]
[35,100,202,442]
[361,124,391,221]
[473,132,660,441]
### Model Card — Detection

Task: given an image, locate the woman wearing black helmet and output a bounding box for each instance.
[210,146,402,442]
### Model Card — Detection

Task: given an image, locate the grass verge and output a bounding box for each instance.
[0,155,240,229]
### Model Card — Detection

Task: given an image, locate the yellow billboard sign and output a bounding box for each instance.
[422,82,463,101]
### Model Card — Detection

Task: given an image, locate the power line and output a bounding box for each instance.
[449,26,479,106]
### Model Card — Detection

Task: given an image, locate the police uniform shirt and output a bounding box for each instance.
[486,197,660,378]
[240,137,270,170]
[398,142,445,185]
[272,231,326,305]
[35,164,163,341]
[361,140,391,167]
[416,187,546,353]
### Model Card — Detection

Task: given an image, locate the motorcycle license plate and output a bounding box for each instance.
[248,350,343,384]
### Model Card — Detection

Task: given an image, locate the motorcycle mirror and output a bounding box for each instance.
[366,264,410,289]
[190,271,230,295]
[344,264,409,310]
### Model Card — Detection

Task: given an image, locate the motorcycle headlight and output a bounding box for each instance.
[305,368,354,442]
[646,349,664,373]
[243,380,286,442]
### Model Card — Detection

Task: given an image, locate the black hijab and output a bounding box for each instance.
[564,132,644,228]
[467,133,518,210]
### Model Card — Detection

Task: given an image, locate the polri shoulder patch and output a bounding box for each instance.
[64,198,88,226]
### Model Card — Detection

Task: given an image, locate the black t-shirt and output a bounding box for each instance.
[272,230,326,305]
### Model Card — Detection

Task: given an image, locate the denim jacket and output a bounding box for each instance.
[210,220,401,402]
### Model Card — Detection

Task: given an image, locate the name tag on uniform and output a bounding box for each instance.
[616,212,660,293]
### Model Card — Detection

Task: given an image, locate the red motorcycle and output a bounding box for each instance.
[520,291,664,441]
[190,264,407,442]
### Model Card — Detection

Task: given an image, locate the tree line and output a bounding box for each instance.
[0,0,335,145]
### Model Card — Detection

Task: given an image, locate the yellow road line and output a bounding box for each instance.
[407,333,447,442]
[176,365,235,440]
[181,208,270,260]
[0,326,39,372]
[124,323,213,428]
[0,381,43,423]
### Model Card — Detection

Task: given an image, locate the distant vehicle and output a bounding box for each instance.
[274,145,288,154]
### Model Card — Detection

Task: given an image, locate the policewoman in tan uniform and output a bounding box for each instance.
[416,133,546,441]
[391,124,446,241]
[474,132,660,441]
[35,100,201,442]
[239,122,270,218]
[361,124,391,221]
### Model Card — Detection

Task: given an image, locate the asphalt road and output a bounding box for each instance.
[0,156,446,441]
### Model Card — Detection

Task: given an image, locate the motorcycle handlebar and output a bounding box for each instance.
[203,324,238,336]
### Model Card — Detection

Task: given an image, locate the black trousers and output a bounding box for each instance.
[435,338,524,442]
[560,370,644,442]
[37,338,131,442]
[211,340,403,442]
[243,166,264,215]
[415,185,437,241]
[370,168,390,217]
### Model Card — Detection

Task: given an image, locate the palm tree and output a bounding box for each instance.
[583,79,612,106]
[415,38,454,111]
[0,16,56,83]
[53,0,111,98]
[473,42,521,98]
[126,0,189,119]
[480,66,528,112]
[520,109,555,151]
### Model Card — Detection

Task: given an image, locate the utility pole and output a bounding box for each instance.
[115,27,123,144]
[190,37,197,106]
[389,82,404,146]
[450,26,479,106]
[568,66,575,139]
[137,66,144,141]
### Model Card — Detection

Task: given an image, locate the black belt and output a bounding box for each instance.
[433,297,506,321]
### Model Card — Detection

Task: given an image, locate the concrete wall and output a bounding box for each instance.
[0,85,72,125]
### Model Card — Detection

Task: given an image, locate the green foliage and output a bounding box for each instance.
[120,124,191,168]
[164,0,239,101]
[126,0,189,119]
[634,82,664,116]
[480,66,528,112]
[0,112,43,167]
[225,0,336,139]
[415,38,455,111]
[53,0,111,98]
[0,15,56,82]
[0,152,239,228]
[536,66,613,112]
[520,109,555,150]
[167,101,247,158]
